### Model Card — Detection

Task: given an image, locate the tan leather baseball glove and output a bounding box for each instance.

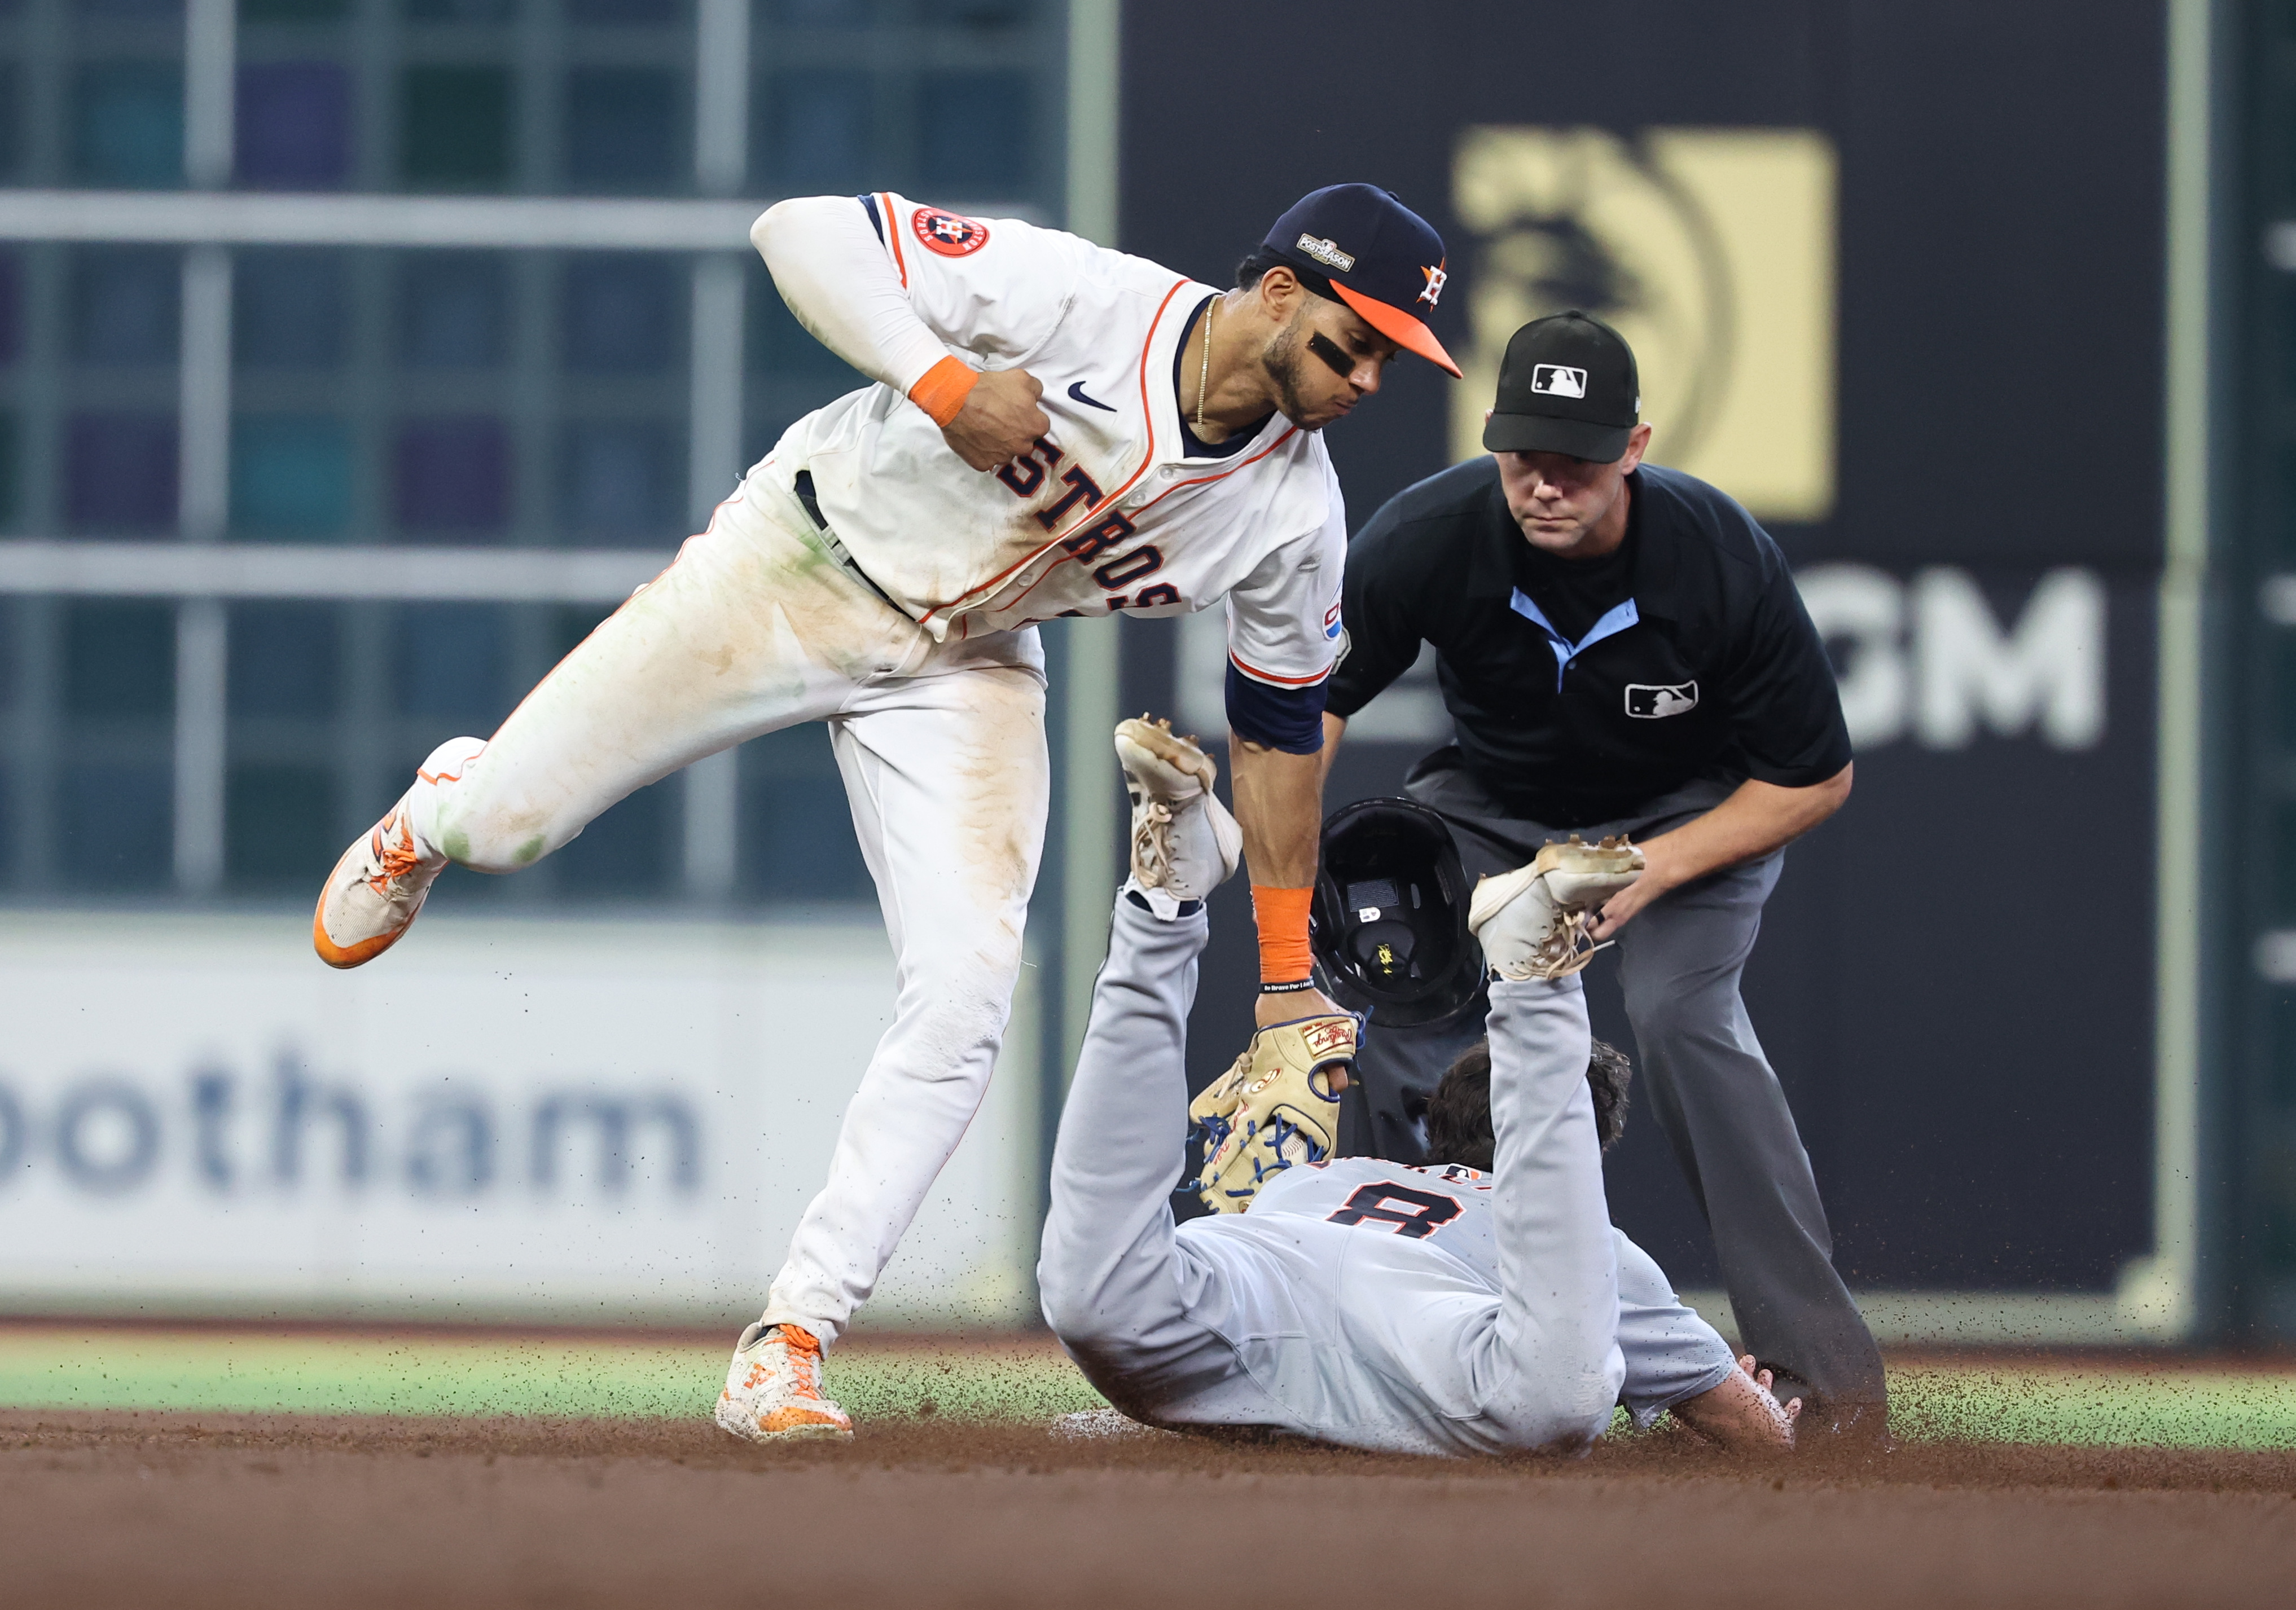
[1188,1013,1356,1213]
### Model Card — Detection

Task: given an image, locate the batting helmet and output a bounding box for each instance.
[1311,798,1483,1029]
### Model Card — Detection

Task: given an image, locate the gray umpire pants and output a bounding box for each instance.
[1350,755,1887,1416]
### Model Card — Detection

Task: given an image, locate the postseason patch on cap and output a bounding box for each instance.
[1530,364,1588,398]
[1293,233,1357,274]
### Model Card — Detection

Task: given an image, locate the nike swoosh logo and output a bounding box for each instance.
[1067,381,1118,413]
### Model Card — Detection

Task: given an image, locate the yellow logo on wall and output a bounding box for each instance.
[1452,127,1837,522]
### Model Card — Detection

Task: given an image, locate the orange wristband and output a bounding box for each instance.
[1251,884,1316,985]
[908,355,978,428]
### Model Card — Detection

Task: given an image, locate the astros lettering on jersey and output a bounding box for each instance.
[763,193,1346,695]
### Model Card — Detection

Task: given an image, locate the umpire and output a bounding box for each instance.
[1323,311,1885,1437]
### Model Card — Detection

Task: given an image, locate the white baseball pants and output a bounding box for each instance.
[403,464,1050,1345]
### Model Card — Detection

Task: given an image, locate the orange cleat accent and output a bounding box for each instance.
[313,803,448,970]
[714,1322,854,1442]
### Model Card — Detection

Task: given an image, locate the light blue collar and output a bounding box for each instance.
[1509,587,1640,692]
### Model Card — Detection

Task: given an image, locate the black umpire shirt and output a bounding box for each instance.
[1326,458,1851,829]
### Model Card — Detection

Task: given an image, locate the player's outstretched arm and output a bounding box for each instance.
[1670,1354,1801,1454]
[752,197,954,398]
[752,195,1050,470]
[1472,975,1626,1448]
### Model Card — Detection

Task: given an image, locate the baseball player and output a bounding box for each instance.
[307,184,1459,1440]
[1035,721,1798,1457]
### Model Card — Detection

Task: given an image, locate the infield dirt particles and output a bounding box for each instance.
[5,1407,2294,1609]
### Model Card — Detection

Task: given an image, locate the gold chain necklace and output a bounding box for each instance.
[1195,295,1217,434]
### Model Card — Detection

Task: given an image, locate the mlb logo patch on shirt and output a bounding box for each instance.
[1529,364,1588,398]
[1625,681,1698,719]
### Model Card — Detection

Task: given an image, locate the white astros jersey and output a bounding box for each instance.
[761,192,1346,687]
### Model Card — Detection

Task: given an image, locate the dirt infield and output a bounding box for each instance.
[5,1410,2294,1609]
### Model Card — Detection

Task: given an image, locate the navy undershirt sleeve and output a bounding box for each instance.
[857,193,884,243]
[1226,664,1328,755]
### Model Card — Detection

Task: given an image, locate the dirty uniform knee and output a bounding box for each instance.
[430,790,553,876]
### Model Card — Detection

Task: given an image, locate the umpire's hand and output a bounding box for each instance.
[942,368,1051,471]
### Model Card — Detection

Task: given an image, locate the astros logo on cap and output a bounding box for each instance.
[1418,265,1447,308]
[913,208,991,258]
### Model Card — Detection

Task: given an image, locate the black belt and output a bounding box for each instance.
[792,470,910,620]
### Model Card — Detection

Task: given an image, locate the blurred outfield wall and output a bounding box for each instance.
[0,0,1098,1331]
[1117,0,2196,1343]
[3,0,2273,1347]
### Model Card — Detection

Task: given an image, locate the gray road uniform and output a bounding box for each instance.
[1038,894,1736,1457]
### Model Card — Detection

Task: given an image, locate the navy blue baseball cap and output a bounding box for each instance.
[1262,184,1460,377]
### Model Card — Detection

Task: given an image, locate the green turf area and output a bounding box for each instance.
[0,1330,1104,1423]
[3,1330,2294,1450]
[1886,1362,2296,1451]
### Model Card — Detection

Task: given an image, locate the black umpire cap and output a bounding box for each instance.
[1482,310,1640,462]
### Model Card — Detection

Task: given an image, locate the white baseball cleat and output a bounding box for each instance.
[714,1321,854,1443]
[310,735,480,970]
[1114,715,1243,918]
[1468,835,1646,981]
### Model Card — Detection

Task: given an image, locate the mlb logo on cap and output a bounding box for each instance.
[1483,311,1641,463]
[1530,364,1588,398]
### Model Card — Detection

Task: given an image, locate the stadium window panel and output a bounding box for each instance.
[568,0,677,19]
[400,66,513,190]
[241,0,350,18]
[64,601,174,720]
[63,414,179,532]
[69,248,180,366]
[565,68,680,192]
[0,63,21,182]
[225,762,339,887]
[228,601,340,720]
[2278,446,2296,568]
[403,0,518,19]
[560,256,679,375]
[560,420,677,540]
[397,254,510,368]
[2271,996,2296,1110]
[739,728,871,903]
[71,63,186,188]
[58,763,173,891]
[234,251,348,369]
[232,416,353,536]
[0,251,17,367]
[393,416,511,535]
[918,71,1029,195]
[2278,799,2296,923]
[552,778,671,897]
[770,0,868,23]
[236,63,353,191]
[390,602,510,727]
[761,71,870,196]
[0,411,17,525]
[917,0,1030,21]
